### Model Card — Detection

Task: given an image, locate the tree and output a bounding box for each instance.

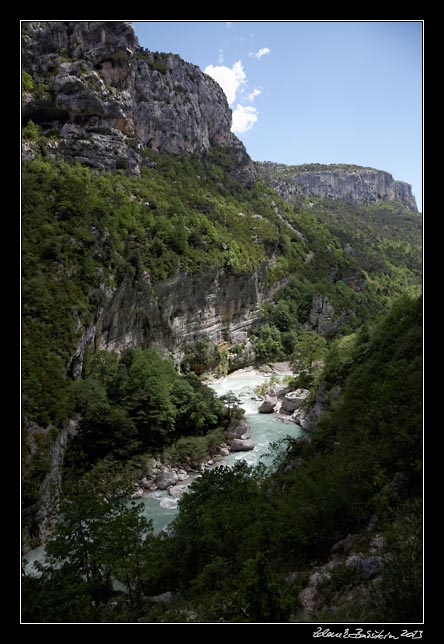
[291,330,327,379]
[168,462,266,581]
[125,349,177,447]
[25,467,152,620]
[252,324,284,362]
[218,390,241,423]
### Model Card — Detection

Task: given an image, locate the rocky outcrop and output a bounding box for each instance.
[258,162,417,211]
[93,264,280,364]
[21,21,256,185]
[298,380,343,431]
[308,293,349,338]
[34,419,78,541]
[295,523,388,621]
[279,389,310,413]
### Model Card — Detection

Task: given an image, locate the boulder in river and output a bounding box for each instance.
[258,396,277,413]
[131,488,144,499]
[229,438,255,452]
[168,485,186,499]
[155,469,179,490]
[228,418,251,439]
[280,389,310,413]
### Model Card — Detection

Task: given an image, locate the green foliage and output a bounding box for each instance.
[22,468,152,622]
[259,161,378,179]
[23,148,418,436]
[252,323,284,362]
[137,49,170,74]
[162,428,225,467]
[64,348,226,478]
[22,70,34,93]
[291,330,327,379]
[22,119,39,140]
[371,498,422,622]
[167,462,268,580]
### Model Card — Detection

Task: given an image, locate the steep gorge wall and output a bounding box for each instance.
[21,21,256,185]
[94,264,280,363]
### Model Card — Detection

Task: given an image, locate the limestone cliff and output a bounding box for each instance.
[257,162,417,211]
[93,264,282,365]
[21,21,256,185]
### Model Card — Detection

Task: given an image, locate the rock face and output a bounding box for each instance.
[93,265,280,362]
[279,389,310,413]
[257,162,417,211]
[21,21,256,185]
[309,293,349,338]
[33,419,78,542]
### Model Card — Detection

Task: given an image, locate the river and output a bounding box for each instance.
[23,364,303,573]
[133,364,303,533]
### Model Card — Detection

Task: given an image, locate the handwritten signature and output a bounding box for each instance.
[313,628,423,640]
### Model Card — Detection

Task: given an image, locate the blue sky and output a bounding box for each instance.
[133,21,423,210]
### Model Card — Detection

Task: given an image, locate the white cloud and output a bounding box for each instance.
[254,47,271,60]
[204,60,246,105]
[231,104,258,134]
[226,21,232,29]
[246,88,261,102]
[217,49,224,64]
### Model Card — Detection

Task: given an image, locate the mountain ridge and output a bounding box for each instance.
[257,161,417,211]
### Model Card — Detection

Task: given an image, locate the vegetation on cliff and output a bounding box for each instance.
[21,139,422,514]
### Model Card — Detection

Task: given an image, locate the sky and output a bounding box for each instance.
[133,21,423,210]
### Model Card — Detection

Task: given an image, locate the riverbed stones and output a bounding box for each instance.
[168,485,186,499]
[229,438,255,452]
[155,468,179,490]
[131,488,144,499]
[291,408,309,428]
[258,396,277,413]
